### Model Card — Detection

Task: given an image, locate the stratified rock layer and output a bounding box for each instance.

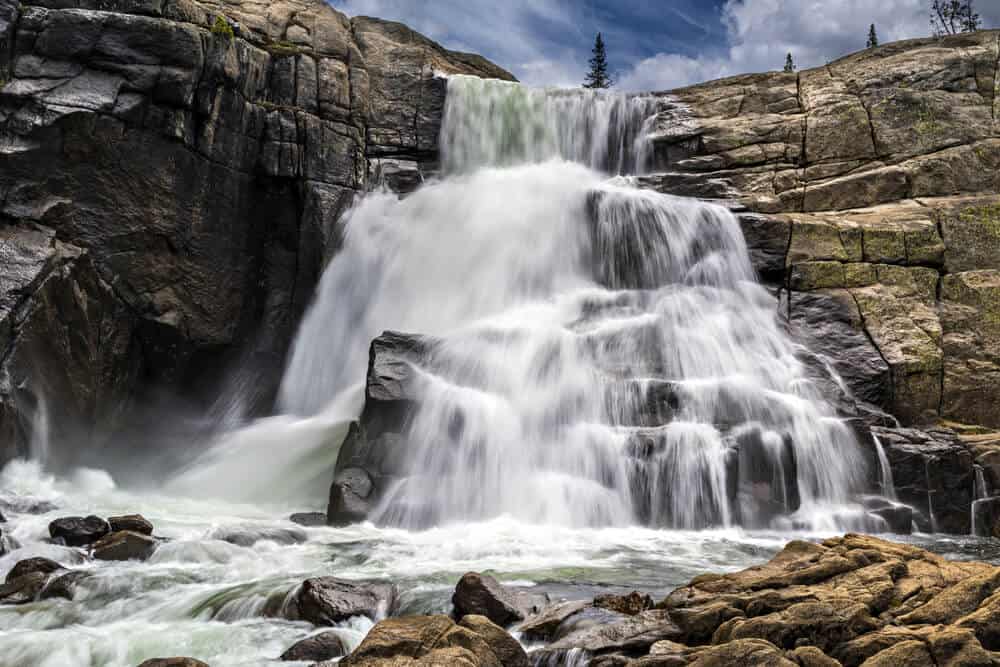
[0,0,512,464]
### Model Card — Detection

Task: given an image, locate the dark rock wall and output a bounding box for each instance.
[0,0,513,463]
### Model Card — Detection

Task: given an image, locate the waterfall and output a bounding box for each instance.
[280,76,872,531]
[872,434,897,501]
[440,75,659,176]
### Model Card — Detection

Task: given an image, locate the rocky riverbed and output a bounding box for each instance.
[5,474,1000,667]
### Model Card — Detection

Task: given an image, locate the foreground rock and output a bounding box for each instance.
[280,630,346,662]
[0,556,73,604]
[295,577,398,625]
[108,515,154,536]
[339,614,528,667]
[136,659,209,667]
[535,534,1000,665]
[452,572,548,627]
[92,530,157,561]
[49,515,110,546]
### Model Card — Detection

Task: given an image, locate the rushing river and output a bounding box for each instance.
[1,76,996,666]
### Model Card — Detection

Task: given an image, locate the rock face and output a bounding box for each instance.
[650,31,1000,435]
[0,0,513,465]
[518,534,1000,666]
[339,614,529,667]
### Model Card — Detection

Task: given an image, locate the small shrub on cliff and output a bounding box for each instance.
[211,15,234,40]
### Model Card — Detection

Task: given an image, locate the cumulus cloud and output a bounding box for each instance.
[619,0,1000,91]
[330,0,1000,91]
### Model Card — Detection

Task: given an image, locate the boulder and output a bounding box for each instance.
[136,660,209,667]
[296,577,398,625]
[6,556,65,583]
[339,614,527,667]
[280,630,346,662]
[108,514,153,535]
[49,515,110,547]
[452,572,548,627]
[0,571,47,604]
[92,530,157,561]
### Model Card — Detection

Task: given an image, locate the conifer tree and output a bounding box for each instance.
[784,53,795,73]
[583,33,613,89]
[867,24,879,48]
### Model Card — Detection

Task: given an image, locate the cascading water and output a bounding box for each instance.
[284,76,873,533]
[0,75,918,667]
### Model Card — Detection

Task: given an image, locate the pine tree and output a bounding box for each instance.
[783,53,795,73]
[867,24,879,48]
[583,33,613,89]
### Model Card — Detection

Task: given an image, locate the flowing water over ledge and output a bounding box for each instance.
[1,76,995,665]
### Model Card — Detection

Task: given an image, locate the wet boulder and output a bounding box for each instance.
[280,630,347,662]
[5,556,64,583]
[327,467,375,527]
[0,571,48,604]
[452,572,548,627]
[92,530,157,561]
[136,659,209,667]
[535,609,683,660]
[296,577,398,625]
[49,515,110,546]
[873,426,974,533]
[339,614,528,667]
[108,514,153,535]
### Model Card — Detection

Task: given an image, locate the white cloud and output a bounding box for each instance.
[618,0,1000,91]
[332,0,1000,91]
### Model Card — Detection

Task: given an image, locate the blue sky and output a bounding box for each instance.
[330,0,1000,90]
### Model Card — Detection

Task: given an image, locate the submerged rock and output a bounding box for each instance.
[40,570,90,601]
[452,572,548,627]
[49,515,110,547]
[280,630,347,662]
[289,512,327,527]
[92,530,157,561]
[296,577,398,625]
[339,614,528,667]
[108,514,154,536]
[136,659,209,667]
[213,525,308,548]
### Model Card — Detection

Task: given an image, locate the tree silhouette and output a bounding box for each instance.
[583,33,613,89]
[784,53,795,73]
[867,24,879,48]
[930,0,981,35]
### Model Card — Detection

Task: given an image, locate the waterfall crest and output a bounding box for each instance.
[280,76,873,531]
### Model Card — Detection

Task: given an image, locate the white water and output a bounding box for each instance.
[0,76,909,666]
